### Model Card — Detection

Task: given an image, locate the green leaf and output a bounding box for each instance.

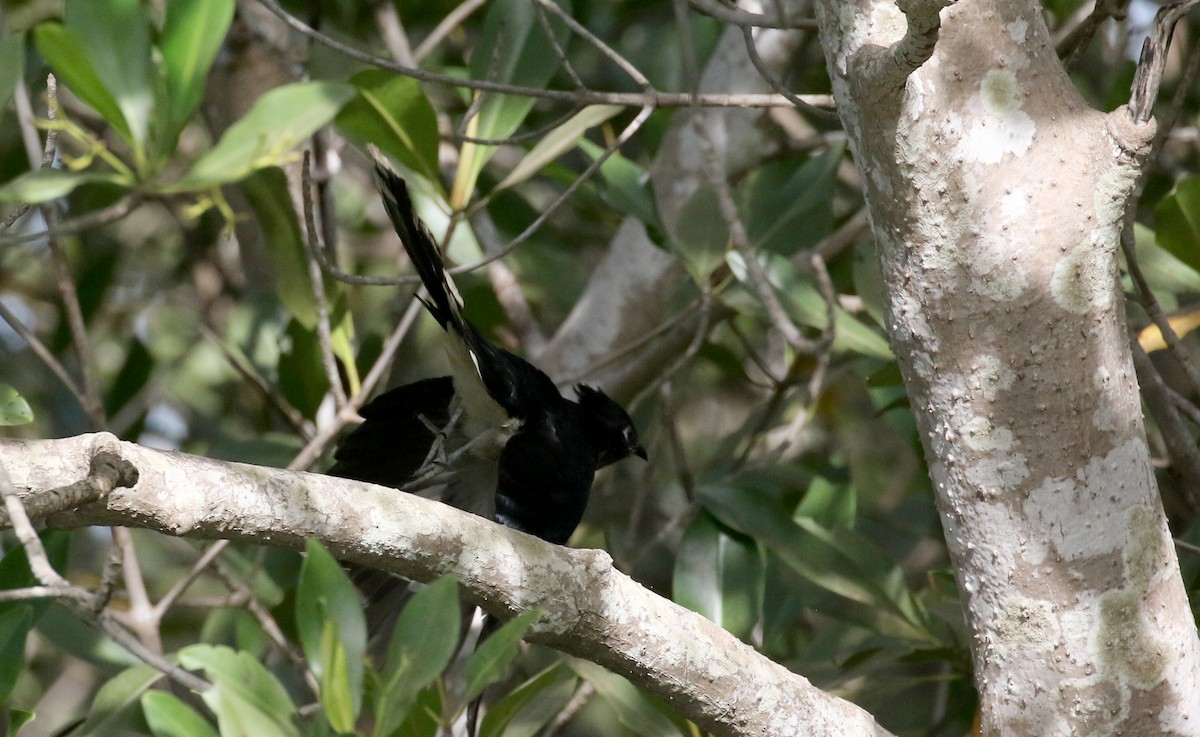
[0,167,123,204]
[698,482,932,642]
[336,70,439,181]
[65,0,154,162]
[6,708,35,735]
[0,532,70,703]
[317,620,357,732]
[142,691,219,737]
[726,250,893,359]
[175,81,355,188]
[744,148,842,255]
[179,644,300,737]
[1133,223,1200,294]
[297,540,366,722]
[451,0,572,206]
[33,23,131,142]
[0,384,33,425]
[578,139,663,235]
[159,0,235,155]
[0,34,24,109]
[239,168,316,326]
[479,664,577,737]
[463,609,540,703]
[0,607,33,703]
[794,475,856,529]
[673,510,764,641]
[568,660,684,736]
[74,664,164,737]
[374,576,461,737]
[495,105,622,191]
[278,319,330,419]
[1156,175,1200,274]
[674,185,729,281]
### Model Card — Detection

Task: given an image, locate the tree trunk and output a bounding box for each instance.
[814,0,1200,733]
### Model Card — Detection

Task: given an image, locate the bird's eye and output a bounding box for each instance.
[623,426,634,443]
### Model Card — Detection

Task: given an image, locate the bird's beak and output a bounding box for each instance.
[633,444,648,460]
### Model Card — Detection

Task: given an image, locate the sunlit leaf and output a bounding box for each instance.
[0,168,123,204]
[495,105,622,191]
[451,0,572,207]
[1137,307,1200,352]
[297,540,365,722]
[0,384,33,426]
[159,0,235,155]
[33,23,131,142]
[73,664,164,737]
[175,82,355,188]
[179,644,300,737]
[65,0,154,163]
[142,691,219,737]
[337,70,439,181]
[374,576,461,737]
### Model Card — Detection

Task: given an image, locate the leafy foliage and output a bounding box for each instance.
[0,0,1197,735]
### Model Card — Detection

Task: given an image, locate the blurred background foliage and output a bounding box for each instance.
[0,0,1198,735]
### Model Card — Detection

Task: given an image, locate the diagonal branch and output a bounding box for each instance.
[0,432,895,737]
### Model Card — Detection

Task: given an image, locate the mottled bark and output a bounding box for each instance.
[814,0,1200,734]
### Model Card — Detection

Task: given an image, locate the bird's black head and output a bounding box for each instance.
[575,384,647,468]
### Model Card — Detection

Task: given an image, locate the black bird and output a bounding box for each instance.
[329,166,646,545]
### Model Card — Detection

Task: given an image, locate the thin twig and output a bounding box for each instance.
[153,540,229,620]
[114,526,164,654]
[374,0,417,67]
[534,2,586,91]
[687,0,817,30]
[198,321,314,438]
[453,105,655,274]
[0,459,68,586]
[740,25,839,121]
[0,194,141,247]
[14,77,105,427]
[301,152,349,409]
[1129,0,1200,124]
[532,0,651,89]
[0,297,91,412]
[413,0,489,63]
[255,0,833,110]
[1121,37,1200,396]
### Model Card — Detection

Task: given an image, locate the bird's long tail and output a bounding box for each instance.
[374,166,462,331]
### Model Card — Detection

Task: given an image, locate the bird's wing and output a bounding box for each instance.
[328,376,455,489]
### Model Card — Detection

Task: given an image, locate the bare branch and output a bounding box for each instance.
[0,433,895,737]
[0,449,138,526]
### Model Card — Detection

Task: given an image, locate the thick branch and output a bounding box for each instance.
[0,433,893,737]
